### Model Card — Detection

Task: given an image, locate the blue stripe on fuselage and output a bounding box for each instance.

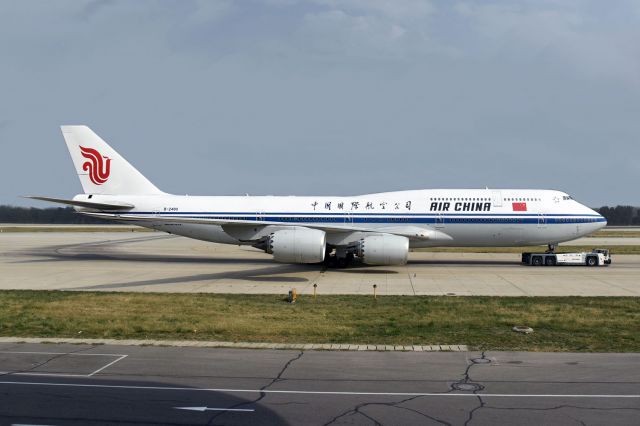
[123,211,605,225]
[126,211,602,217]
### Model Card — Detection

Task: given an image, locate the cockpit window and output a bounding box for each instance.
[562,195,573,200]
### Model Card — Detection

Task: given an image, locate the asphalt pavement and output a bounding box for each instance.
[0,343,638,425]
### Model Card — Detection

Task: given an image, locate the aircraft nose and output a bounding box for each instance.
[588,206,607,229]
[598,212,608,228]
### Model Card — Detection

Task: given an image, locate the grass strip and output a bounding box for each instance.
[0,291,638,352]
[589,230,640,238]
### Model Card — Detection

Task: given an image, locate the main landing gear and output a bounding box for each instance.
[324,247,354,268]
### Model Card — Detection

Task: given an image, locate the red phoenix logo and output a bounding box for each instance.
[80,146,111,185]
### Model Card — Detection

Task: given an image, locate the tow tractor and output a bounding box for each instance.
[522,248,611,267]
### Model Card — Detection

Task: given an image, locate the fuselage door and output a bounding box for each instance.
[150,205,164,229]
[491,190,503,207]
[537,214,547,228]
[435,213,445,229]
[344,211,353,226]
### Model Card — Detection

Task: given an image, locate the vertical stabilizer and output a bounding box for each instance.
[61,125,164,195]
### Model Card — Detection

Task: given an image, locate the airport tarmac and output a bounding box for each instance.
[1,232,639,296]
[0,342,638,425]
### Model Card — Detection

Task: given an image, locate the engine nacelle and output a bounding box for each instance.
[357,234,409,265]
[266,228,326,264]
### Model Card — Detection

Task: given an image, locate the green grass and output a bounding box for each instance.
[0,291,639,352]
[591,230,640,238]
[413,245,640,254]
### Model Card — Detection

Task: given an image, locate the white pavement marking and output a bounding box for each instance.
[0,372,88,378]
[175,406,254,412]
[0,351,128,357]
[11,424,59,426]
[0,380,639,399]
[88,355,128,376]
[0,351,128,377]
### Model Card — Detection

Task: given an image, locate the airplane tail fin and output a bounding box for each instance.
[61,125,164,195]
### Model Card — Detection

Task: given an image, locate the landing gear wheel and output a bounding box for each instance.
[324,248,337,268]
[324,256,337,268]
[546,244,556,253]
[336,253,354,268]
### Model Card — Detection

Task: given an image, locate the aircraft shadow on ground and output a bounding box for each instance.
[77,264,311,290]
[13,238,317,289]
[10,238,525,291]
[15,245,276,266]
[409,259,518,266]
[12,241,396,290]
[336,268,398,274]
[2,376,285,425]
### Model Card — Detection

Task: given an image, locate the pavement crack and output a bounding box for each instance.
[322,394,452,426]
[449,351,488,426]
[407,271,417,295]
[464,395,486,426]
[448,352,486,393]
[205,350,304,425]
[481,404,640,413]
[320,352,493,426]
[268,350,304,387]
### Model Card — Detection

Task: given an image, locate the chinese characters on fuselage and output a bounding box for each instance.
[310,200,414,211]
[310,200,492,212]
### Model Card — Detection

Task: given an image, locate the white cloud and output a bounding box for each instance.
[315,0,435,20]
[293,0,451,60]
[453,1,640,87]
[300,9,410,57]
[0,0,639,205]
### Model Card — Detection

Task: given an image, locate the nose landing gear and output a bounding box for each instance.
[546,244,556,253]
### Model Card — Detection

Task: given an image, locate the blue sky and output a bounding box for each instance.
[1,0,638,206]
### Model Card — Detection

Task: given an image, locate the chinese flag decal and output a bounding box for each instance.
[512,202,527,211]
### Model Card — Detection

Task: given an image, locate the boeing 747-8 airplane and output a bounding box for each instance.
[28,126,607,266]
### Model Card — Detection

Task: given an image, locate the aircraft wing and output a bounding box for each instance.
[83,212,451,240]
[83,212,380,233]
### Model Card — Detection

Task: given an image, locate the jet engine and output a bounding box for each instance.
[263,228,326,264]
[357,234,409,265]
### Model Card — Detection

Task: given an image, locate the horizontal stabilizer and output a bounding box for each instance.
[24,196,134,210]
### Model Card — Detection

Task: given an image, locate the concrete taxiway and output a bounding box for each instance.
[0,342,638,425]
[1,232,639,296]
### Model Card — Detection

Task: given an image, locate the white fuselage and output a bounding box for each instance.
[76,188,606,248]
